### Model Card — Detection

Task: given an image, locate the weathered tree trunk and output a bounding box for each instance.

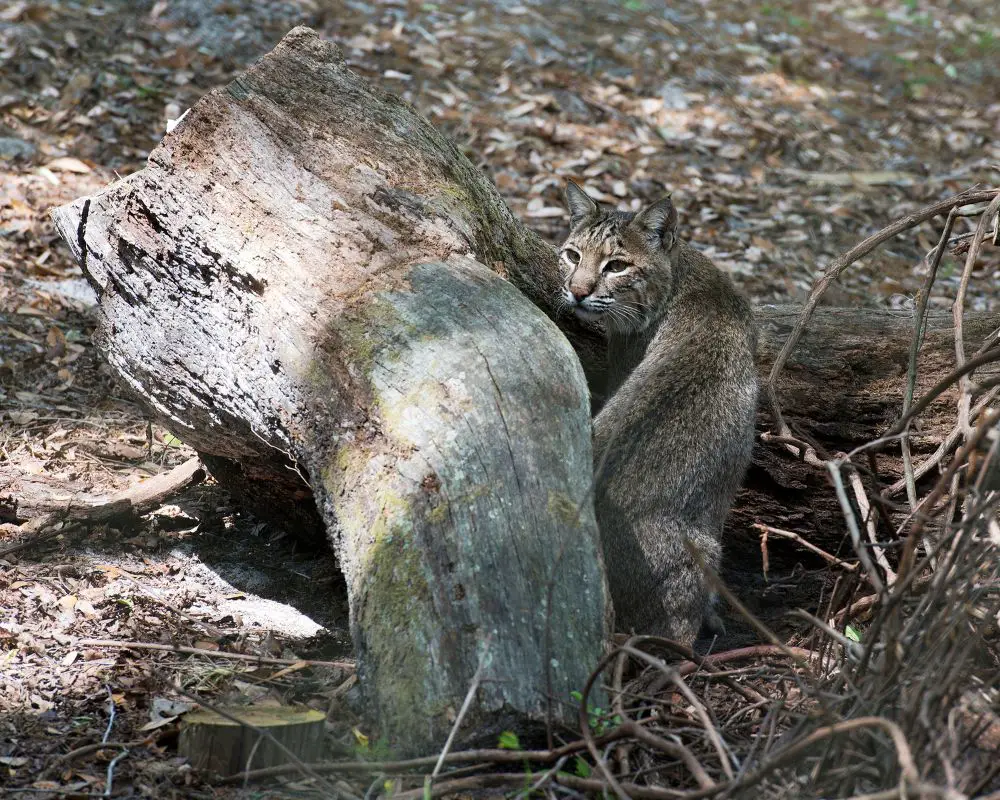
[52,26,609,755]
[50,25,999,747]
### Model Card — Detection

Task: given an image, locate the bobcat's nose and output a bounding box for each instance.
[570,287,589,302]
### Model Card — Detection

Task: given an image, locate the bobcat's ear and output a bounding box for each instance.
[565,181,599,228]
[631,195,678,250]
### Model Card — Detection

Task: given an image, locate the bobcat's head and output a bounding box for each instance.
[558,181,678,333]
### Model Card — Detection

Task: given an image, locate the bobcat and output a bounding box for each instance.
[560,181,757,644]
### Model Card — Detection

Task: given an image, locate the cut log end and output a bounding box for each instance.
[178,706,326,777]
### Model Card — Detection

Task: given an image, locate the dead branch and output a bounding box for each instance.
[754,523,858,572]
[219,731,632,783]
[953,193,1000,437]
[76,638,354,671]
[0,456,204,558]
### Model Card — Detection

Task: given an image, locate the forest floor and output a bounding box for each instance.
[1,0,999,796]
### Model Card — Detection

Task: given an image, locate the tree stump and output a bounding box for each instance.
[179,706,325,777]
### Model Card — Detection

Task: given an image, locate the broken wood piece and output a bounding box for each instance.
[179,706,326,777]
[0,457,205,558]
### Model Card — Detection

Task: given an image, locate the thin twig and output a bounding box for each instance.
[390,771,687,800]
[431,633,493,779]
[103,750,129,798]
[673,644,820,677]
[901,408,1000,579]
[76,639,354,670]
[617,721,715,790]
[620,646,734,781]
[900,207,958,513]
[790,610,865,657]
[753,523,858,572]
[953,193,1000,437]
[103,684,116,744]
[883,347,1000,442]
[720,717,920,798]
[686,540,810,667]
[827,463,886,594]
[631,636,770,705]
[578,647,632,800]
[218,732,631,783]
[42,741,143,780]
[847,470,897,584]
[885,386,1000,498]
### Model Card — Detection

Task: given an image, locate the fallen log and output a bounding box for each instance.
[49,25,999,748]
[52,27,609,755]
[727,306,999,634]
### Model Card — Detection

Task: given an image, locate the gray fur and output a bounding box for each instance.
[559,184,758,643]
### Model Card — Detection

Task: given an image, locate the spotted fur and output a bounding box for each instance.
[560,181,758,644]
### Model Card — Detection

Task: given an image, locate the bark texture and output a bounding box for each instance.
[52,26,609,755]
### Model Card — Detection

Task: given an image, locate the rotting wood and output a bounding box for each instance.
[727,306,999,637]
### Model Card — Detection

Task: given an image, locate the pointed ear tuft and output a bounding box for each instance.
[631,196,678,250]
[565,181,599,228]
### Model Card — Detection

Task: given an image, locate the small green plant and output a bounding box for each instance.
[498,730,521,750]
[497,731,537,791]
[845,623,862,643]
[570,690,622,736]
[556,755,593,782]
[352,728,393,761]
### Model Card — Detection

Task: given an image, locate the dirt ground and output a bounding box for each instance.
[1,0,999,795]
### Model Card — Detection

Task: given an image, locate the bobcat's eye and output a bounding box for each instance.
[603,259,630,274]
[562,249,581,266]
